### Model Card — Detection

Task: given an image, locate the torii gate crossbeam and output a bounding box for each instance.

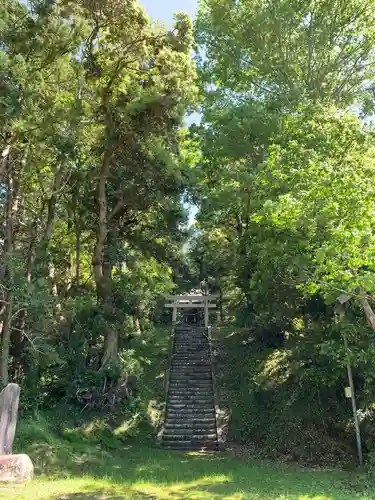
[164,294,219,328]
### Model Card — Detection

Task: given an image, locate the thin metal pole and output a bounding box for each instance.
[172,302,177,327]
[204,297,209,329]
[343,332,363,468]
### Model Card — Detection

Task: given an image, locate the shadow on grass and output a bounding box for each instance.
[30,443,369,500]
[52,492,155,500]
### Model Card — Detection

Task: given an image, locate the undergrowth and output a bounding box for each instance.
[14,326,170,468]
[212,326,358,466]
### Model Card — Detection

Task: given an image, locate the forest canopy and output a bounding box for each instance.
[3,0,375,465]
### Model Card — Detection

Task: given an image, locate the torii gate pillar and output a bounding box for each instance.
[172,302,177,327]
[204,296,209,329]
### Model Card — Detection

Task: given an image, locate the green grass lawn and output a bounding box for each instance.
[0,443,374,500]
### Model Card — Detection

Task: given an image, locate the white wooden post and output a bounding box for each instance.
[204,296,209,329]
[172,301,177,326]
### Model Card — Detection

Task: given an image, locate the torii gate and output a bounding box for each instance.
[164,294,219,328]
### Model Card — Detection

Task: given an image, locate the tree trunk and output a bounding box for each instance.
[0,152,20,387]
[134,316,141,334]
[100,261,119,368]
[34,167,63,285]
[1,298,13,387]
[358,291,375,331]
[101,328,118,368]
[92,89,119,366]
[75,225,81,285]
[219,287,223,322]
[44,166,63,244]
[92,144,114,295]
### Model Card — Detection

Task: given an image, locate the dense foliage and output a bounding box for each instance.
[0,0,197,411]
[4,0,375,467]
[191,0,375,462]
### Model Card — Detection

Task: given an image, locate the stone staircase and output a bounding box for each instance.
[161,326,218,451]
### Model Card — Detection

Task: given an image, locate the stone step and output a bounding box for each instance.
[168,389,212,394]
[169,386,212,390]
[162,440,218,449]
[174,343,207,346]
[164,428,217,434]
[168,396,214,402]
[170,369,211,374]
[163,433,217,441]
[175,343,207,345]
[171,365,211,373]
[169,389,212,393]
[175,337,206,339]
[167,412,216,419]
[168,402,214,408]
[169,390,212,394]
[171,382,212,387]
[174,341,206,343]
[171,378,212,383]
[171,375,212,380]
[171,377,212,383]
[171,371,211,376]
[174,346,210,353]
[172,354,210,358]
[169,388,212,394]
[175,333,203,336]
[174,343,208,347]
[174,343,208,346]
[165,422,216,429]
[168,390,212,395]
[172,361,210,364]
[166,415,216,420]
[171,366,211,371]
[168,384,213,390]
[172,355,210,358]
[168,396,212,401]
[166,419,216,426]
[169,373,212,387]
[167,406,214,412]
[171,361,211,366]
[174,345,208,348]
[174,350,208,353]
[170,371,211,377]
[168,392,213,397]
[167,406,215,412]
[171,362,210,367]
[173,356,210,359]
[174,342,207,344]
[169,378,212,383]
[174,341,207,345]
[171,368,211,372]
[169,382,212,387]
[167,409,216,416]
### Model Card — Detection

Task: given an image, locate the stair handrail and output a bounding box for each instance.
[158,324,175,443]
[206,326,225,450]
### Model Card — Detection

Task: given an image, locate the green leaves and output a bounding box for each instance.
[193,0,375,340]
[197,0,375,108]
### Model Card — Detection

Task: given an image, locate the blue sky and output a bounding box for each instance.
[141,0,198,24]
